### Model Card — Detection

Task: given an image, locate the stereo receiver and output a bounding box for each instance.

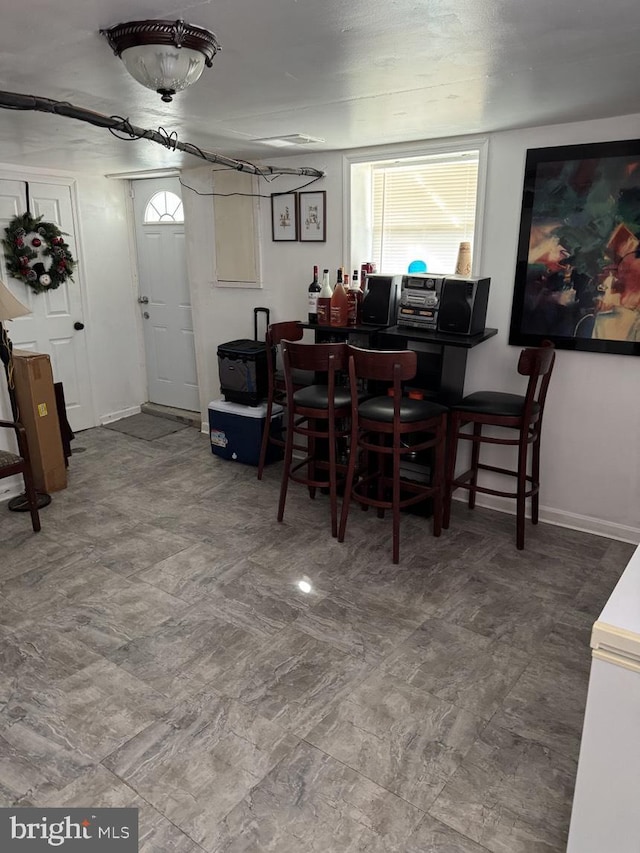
[396,274,446,330]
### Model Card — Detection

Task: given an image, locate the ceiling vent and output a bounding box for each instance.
[255,134,324,147]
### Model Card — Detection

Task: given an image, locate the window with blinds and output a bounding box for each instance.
[369,151,479,274]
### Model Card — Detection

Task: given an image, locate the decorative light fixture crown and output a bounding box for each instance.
[100,19,221,103]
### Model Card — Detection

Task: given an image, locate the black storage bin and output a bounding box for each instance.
[218,307,271,406]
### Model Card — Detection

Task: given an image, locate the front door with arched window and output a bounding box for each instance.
[132,176,199,413]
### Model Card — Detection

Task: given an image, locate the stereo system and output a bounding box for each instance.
[396,274,490,335]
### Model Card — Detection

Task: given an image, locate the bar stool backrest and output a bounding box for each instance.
[347,345,417,384]
[347,345,417,419]
[256,320,304,481]
[517,340,556,425]
[266,321,304,389]
[282,339,349,390]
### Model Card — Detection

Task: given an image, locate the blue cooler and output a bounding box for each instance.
[208,399,284,466]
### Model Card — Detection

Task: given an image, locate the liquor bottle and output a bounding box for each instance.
[307,265,321,324]
[330,267,349,327]
[347,271,363,326]
[360,262,371,292]
[316,268,333,325]
[354,269,363,317]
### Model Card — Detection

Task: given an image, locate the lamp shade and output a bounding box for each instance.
[0,279,30,321]
[101,19,221,103]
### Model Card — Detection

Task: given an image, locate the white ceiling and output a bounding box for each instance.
[1,0,640,176]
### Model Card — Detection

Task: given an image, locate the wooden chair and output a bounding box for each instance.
[257,320,304,480]
[443,340,555,549]
[0,419,41,531]
[277,340,351,537]
[338,346,448,564]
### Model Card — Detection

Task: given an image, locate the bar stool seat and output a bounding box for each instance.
[358,395,440,422]
[293,384,352,409]
[450,391,540,417]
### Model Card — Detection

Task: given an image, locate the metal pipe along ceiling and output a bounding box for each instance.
[0,90,326,178]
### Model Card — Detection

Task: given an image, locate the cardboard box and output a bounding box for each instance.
[12,350,67,492]
[208,399,283,466]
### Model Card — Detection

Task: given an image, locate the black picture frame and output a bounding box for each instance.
[509,139,640,355]
[298,191,326,242]
[271,193,298,241]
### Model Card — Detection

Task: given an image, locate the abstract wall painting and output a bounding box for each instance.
[510,139,640,355]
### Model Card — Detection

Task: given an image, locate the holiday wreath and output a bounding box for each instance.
[2,213,75,294]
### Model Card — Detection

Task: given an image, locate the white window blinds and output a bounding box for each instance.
[371,152,479,275]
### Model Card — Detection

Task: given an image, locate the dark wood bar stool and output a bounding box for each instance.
[443,340,555,550]
[257,320,304,480]
[0,420,41,532]
[277,340,351,537]
[338,346,448,564]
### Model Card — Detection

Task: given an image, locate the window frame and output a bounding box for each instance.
[143,190,185,224]
[343,137,489,278]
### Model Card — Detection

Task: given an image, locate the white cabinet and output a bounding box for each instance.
[568,544,640,853]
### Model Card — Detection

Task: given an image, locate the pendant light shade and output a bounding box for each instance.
[101,19,221,103]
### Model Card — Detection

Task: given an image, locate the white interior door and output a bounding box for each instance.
[0,178,94,431]
[132,177,199,412]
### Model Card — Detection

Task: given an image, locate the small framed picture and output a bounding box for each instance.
[298,191,326,242]
[271,193,298,241]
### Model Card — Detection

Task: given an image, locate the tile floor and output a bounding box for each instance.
[0,424,634,852]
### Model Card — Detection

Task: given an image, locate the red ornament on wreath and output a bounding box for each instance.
[2,212,75,294]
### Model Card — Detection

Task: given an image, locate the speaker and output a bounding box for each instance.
[437,277,490,335]
[361,274,402,326]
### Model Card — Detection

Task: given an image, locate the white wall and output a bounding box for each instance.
[189,115,640,542]
[181,158,343,427]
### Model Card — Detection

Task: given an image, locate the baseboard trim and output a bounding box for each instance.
[100,406,141,425]
[457,494,640,544]
[0,480,21,502]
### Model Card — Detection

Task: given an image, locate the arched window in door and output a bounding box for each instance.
[144,190,184,223]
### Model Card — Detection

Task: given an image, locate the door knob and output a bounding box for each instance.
[138,296,149,304]
[73,321,85,330]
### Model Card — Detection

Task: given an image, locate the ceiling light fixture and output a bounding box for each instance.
[100,19,221,103]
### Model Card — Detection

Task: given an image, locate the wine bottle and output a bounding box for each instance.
[307,264,320,324]
[330,267,348,327]
[316,269,333,325]
[347,271,363,327]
